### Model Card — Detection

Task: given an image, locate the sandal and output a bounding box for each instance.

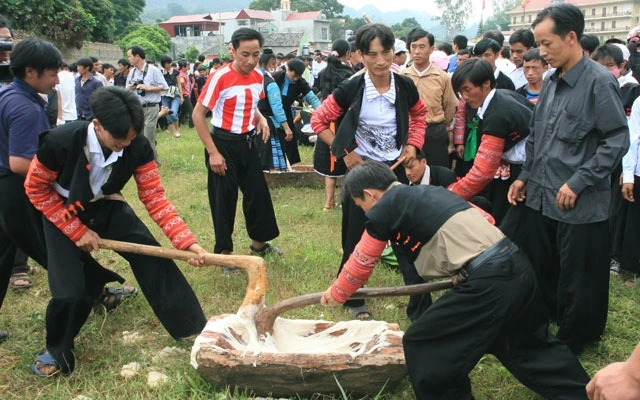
[349,305,372,321]
[95,286,138,312]
[31,351,61,378]
[10,272,32,290]
[0,329,11,343]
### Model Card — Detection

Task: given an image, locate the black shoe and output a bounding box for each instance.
[249,243,282,257]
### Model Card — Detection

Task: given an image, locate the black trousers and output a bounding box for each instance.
[403,246,589,400]
[206,131,279,253]
[0,173,48,312]
[423,123,450,168]
[609,174,640,273]
[338,163,407,309]
[500,205,610,353]
[43,200,206,373]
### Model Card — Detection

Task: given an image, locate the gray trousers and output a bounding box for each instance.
[143,105,160,162]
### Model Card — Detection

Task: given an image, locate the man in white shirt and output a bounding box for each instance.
[57,63,77,123]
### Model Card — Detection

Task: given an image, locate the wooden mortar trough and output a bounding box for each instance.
[97,239,451,398]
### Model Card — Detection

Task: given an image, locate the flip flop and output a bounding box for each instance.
[349,305,372,321]
[95,286,138,312]
[31,351,61,378]
[9,272,31,290]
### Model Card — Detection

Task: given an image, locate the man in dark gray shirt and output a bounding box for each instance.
[505,3,629,354]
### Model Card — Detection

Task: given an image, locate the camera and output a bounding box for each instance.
[0,64,11,83]
[0,38,11,53]
[130,78,145,96]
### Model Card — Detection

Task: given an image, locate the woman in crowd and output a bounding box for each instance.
[160,55,182,138]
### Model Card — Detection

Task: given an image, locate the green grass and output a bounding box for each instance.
[1,127,640,399]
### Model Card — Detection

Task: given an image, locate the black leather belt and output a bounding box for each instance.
[459,237,518,280]
[141,103,159,108]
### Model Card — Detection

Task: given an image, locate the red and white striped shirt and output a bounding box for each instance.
[198,65,264,134]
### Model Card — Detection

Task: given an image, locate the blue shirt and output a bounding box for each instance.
[75,75,103,120]
[0,78,50,173]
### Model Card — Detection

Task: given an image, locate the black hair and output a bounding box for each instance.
[331,38,351,58]
[102,63,115,71]
[260,51,276,68]
[473,38,501,57]
[284,53,296,60]
[117,58,130,67]
[89,56,99,63]
[198,54,205,62]
[523,48,548,65]
[509,28,536,48]
[457,48,471,57]
[178,60,188,69]
[437,42,454,55]
[605,38,625,45]
[451,58,495,96]
[406,28,435,48]
[342,160,397,200]
[355,23,395,55]
[592,44,624,66]
[128,45,146,60]
[580,34,600,54]
[287,58,306,77]
[349,41,357,52]
[90,86,144,139]
[263,48,274,54]
[61,62,70,69]
[76,57,94,71]
[211,57,221,65]
[0,14,13,37]
[453,35,468,50]
[69,63,77,73]
[532,3,584,40]
[230,28,264,50]
[160,55,172,67]
[9,38,62,79]
[501,45,511,59]
[483,30,505,46]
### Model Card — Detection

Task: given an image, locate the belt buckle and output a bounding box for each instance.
[458,267,469,282]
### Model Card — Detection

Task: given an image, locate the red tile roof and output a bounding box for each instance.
[285,11,322,21]
[161,14,216,24]
[237,9,274,20]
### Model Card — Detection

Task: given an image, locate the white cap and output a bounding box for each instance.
[394,39,407,54]
[613,43,630,61]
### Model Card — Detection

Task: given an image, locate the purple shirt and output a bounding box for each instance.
[0,78,50,173]
[75,74,103,120]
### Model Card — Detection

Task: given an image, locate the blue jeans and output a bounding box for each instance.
[161,96,180,124]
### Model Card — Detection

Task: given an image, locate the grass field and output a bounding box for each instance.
[1,127,639,399]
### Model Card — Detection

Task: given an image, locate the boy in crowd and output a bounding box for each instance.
[25,86,207,376]
[515,48,548,104]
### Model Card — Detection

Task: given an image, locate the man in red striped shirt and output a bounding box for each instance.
[192,28,280,270]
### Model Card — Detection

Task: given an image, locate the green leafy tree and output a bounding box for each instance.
[433,0,473,40]
[83,0,116,43]
[343,16,368,38]
[0,0,96,48]
[111,0,146,39]
[249,0,280,10]
[184,45,200,63]
[481,0,521,34]
[118,25,172,61]
[391,18,421,40]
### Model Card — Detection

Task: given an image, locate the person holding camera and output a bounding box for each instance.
[126,45,168,164]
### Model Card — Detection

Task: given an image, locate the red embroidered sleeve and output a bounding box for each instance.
[448,135,505,200]
[24,156,88,242]
[453,99,467,145]
[310,94,344,134]
[407,98,427,151]
[134,161,197,250]
[330,231,387,303]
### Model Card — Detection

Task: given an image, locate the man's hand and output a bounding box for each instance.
[556,183,577,211]
[208,150,227,177]
[622,183,635,202]
[586,361,640,400]
[186,243,207,266]
[284,127,293,142]
[320,288,342,306]
[255,113,270,143]
[507,180,527,205]
[76,229,100,252]
[344,151,363,170]
[400,144,418,165]
[456,144,465,159]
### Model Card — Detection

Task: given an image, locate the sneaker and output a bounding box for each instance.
[610,259,621,275]
[249,243,282,257]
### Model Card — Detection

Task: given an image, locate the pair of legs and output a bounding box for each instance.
[161,95,181,137]
[142,106,160,163]
[403,248,590,399]
[206,131,280,256]
[500,205,610,353]
[313,139,346,211]
[39,199,206,374]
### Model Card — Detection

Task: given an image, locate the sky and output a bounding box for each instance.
[339,0,493,20]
